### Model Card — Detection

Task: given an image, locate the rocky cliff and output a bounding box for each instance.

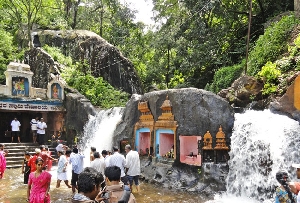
[32,30,143,95]
[24,47,98,139]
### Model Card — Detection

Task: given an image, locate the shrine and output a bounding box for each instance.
[214,125,229,163]
[202,131,214,162]
[133,101,154,156]
[0,61,66,143]
[154,96,178,159]
[179,135,202,166]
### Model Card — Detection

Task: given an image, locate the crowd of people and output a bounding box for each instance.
[0,142,140,203]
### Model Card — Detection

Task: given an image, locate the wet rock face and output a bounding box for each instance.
[64,92,97,137]
[140,158,228,196]
[34,30,143,95]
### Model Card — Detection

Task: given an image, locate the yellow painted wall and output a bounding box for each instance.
[294,76,300,109]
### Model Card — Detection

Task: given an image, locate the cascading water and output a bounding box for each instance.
[79,105,300,202]
[79,107,124,166]
[208,109,300,203]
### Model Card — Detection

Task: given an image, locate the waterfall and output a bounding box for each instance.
[79,107,124,166]
[207,109,300,203]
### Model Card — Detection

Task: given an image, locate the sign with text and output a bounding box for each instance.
[0,101,64,111]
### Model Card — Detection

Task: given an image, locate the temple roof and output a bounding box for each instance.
[160,95,172,110]
[216,126,226,139]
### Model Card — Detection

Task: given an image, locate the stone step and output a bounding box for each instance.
[2,142,39,146]
[7,164,23,169]
[6,159,23,164]
[3,142,58,169]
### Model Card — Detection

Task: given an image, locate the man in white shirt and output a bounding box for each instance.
[56,149,72,188]
[37,118,47,145]
[11,117,21,143]
[90,152,106,176]
[125,145,141,192]
[30,117,39,143]
[102,150,110,167]
[69,147,85,193]
[108,146,128,186]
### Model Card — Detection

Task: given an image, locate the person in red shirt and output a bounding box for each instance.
[40,145,57,170]
[28,148,41,172]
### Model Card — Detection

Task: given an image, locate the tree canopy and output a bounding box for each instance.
[0,0,296,106]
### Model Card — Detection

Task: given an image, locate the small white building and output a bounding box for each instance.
[0,61,66,143]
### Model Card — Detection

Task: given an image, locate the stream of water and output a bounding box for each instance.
[1,109,300,202]
[207,110,300,203]
[0,166,207,203]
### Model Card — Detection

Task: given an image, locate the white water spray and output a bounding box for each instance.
[79,107,124,166]
[207,110,300,203]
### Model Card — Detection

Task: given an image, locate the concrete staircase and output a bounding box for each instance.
[3,143,57,169]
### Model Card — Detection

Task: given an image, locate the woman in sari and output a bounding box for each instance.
[27,158,52,203]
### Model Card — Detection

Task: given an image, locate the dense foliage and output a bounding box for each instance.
[66,72,129,108]
[43,45,129,108]
[206,62,245,93]
[247,14,298,76]
[0,0,297,107]
[0,29,18,84]
[257,62,281,95]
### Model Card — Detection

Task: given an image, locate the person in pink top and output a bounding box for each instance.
[0,144,8,179]
[27,158,52,203]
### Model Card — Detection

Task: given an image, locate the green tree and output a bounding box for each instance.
[1,0,44,48]
[148,0,294,89]
[0,29,16,84]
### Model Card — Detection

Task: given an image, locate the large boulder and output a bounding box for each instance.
[32,30,143,95]
[113,88,234,193]
[114,88,234,147]
[24,48,59,89]
[270,73,300,121]
[218,75,264,108]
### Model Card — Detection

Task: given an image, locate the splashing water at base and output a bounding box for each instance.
[207,110,300,203]
[80,107,124,166]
